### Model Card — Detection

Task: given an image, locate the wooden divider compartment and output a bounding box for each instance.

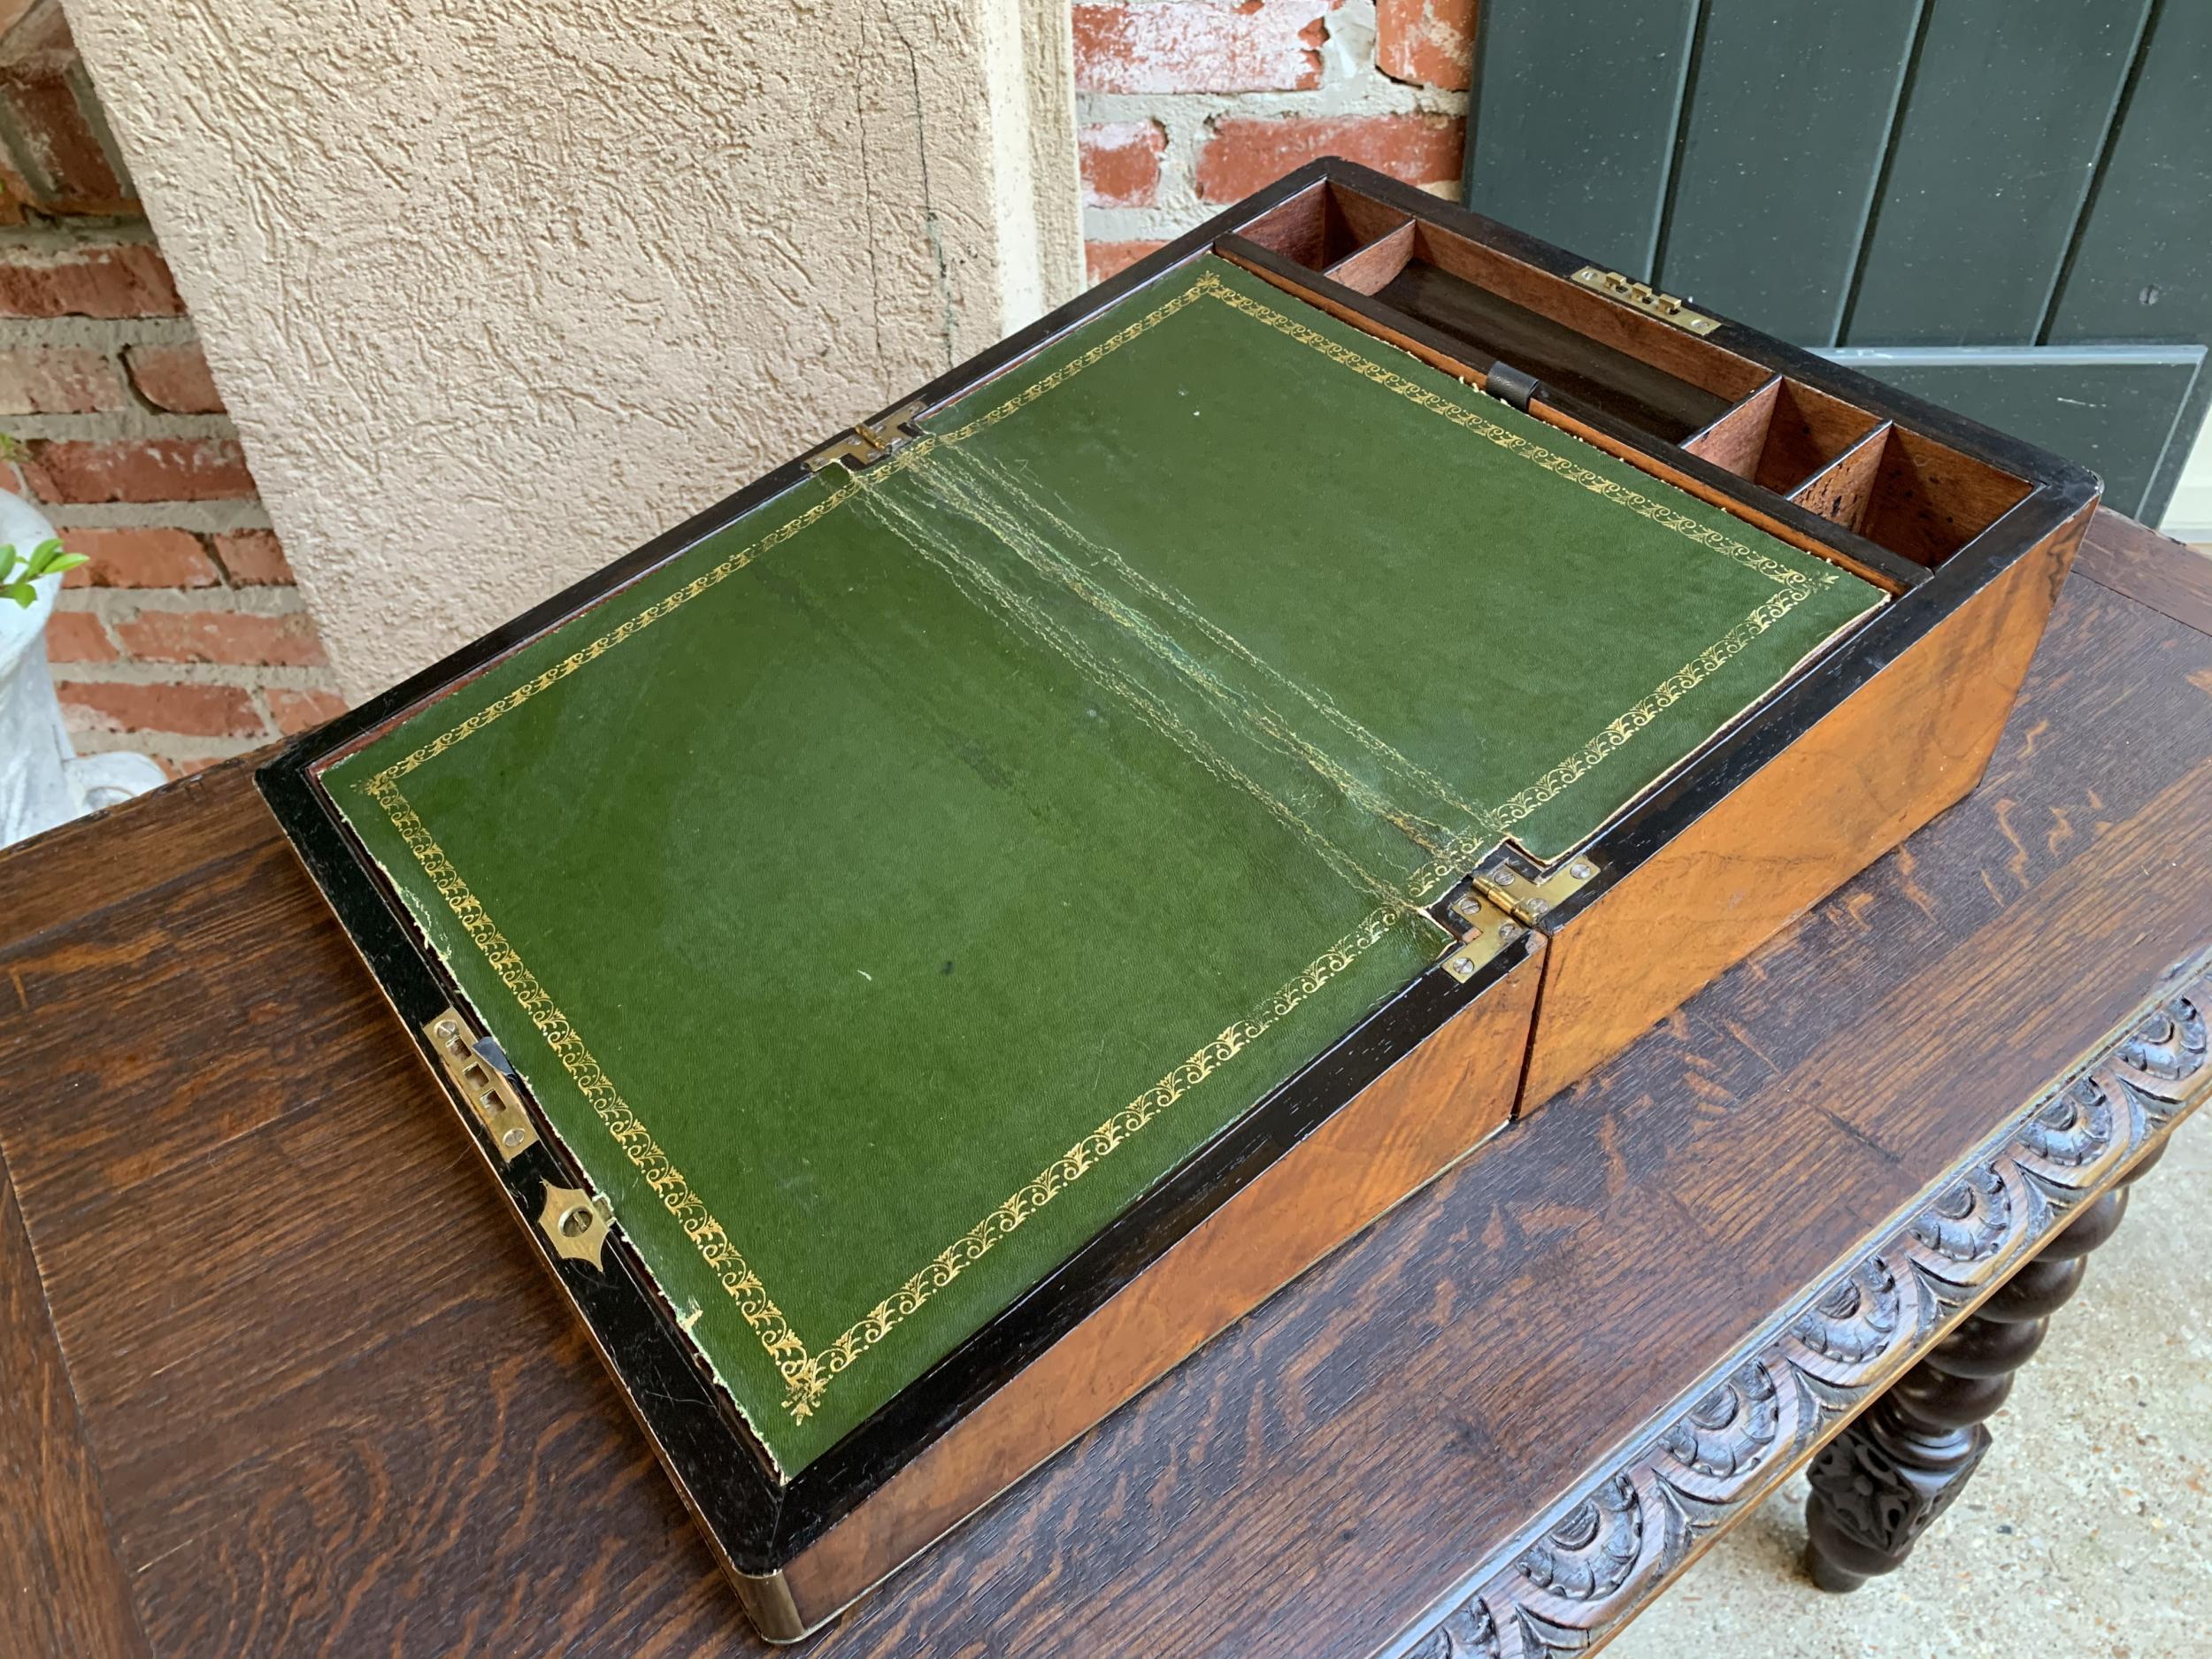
[1683,378,1885,496]
[1239,180,1412,272]
[1850,426,2038,567]
[1226,179,2040,578]
[1680,384,2030,569]
[1235,181,1770,443]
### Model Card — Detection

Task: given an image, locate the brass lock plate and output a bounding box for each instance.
[538,1184,613,1271]
[1569,266,1720,335]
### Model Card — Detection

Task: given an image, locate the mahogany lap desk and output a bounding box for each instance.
[2,507,2207,1657]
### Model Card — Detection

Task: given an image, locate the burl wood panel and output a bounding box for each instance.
[1519,499,2091,1110]
[787,942,1545,1626]
[0,511,2204,1658]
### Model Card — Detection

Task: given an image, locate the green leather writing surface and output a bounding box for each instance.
[325,257,1879,1472]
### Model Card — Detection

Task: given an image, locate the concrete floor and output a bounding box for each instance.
[1608,1110,2212,1659]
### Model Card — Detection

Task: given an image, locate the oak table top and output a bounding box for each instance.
[4,509,2208,1659]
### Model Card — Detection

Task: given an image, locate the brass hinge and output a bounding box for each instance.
[1471,849,1601,926]
[1569,266,1720,336]
[1439,886,1529,982]
[423,1007,540,1163]
[1437,852,1600,981]
[804,398,927,474]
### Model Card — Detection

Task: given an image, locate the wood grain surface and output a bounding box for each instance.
[1520,496,2086,1106]
[0,1163,146,1659]
[2,508,2208,1658]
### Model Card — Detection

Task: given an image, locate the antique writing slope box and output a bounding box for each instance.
[258,160,2097,1640]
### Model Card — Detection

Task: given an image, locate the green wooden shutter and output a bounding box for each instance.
[1464,0,2211,521]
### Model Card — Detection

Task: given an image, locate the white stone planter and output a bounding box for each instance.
[0,491,165,847]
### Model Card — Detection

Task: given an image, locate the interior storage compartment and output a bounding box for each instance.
[1847,426,2037,566]
[1225,180,2039,573]
[1323,222,1417,295]
[1789,428,1892,534]
[1683,378,1886,495]
[1778,422,1885,533]
[1232,182,1771,443]
[1238,182,1411,271]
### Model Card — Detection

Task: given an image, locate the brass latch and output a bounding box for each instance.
[1569,266,1720,336]
[805,398,928,473]
[423,1008,540,1164]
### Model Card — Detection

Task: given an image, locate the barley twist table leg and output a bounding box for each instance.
[1801,1139,2165,1592]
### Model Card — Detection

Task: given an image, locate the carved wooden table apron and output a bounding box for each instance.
[1,510,2209,1659]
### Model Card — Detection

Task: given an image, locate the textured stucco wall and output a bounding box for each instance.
[60,0,1082,702]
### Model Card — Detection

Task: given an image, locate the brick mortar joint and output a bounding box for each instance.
[0,315,198,349]
[0,218,162,252]
[48,659,338,688]
[43,499,272,532]
[5,410,241,441]
[58,586,307,618]
[1077,16,1470,239]
[1077,86,1468,126]
[69,731,269,764]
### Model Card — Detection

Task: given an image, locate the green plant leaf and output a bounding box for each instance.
[22,540,82,580]
[0,539,87,595]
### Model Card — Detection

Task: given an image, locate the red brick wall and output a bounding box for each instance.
[1074,0,1476,283]
[0,0,342,780]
